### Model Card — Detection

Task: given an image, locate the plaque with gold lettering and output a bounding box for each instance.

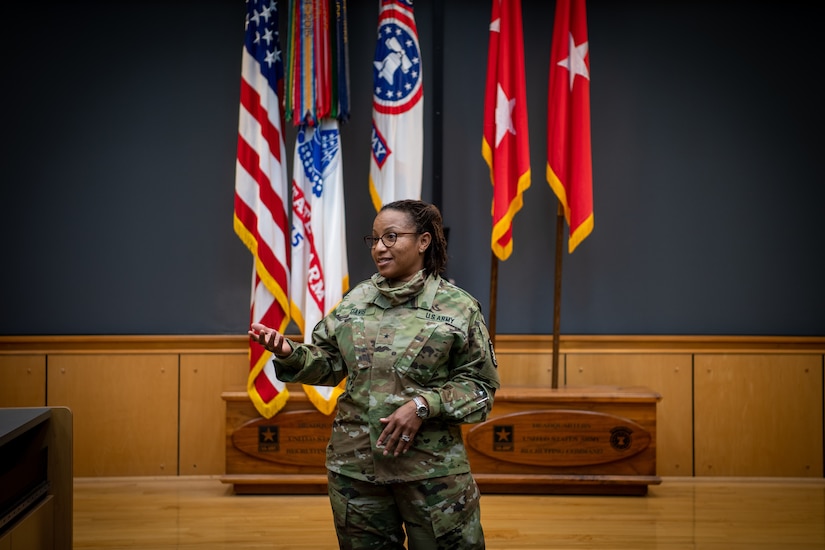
[232,411,330,467]
[466,409,651,467]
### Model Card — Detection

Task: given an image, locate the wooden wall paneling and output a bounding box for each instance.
[0,355,46,407]
[47,354,179,477]
[564,354,694,477]
[694,354,824,477]
[3,335,823,480]
[179,353,248,475]
[496,352,559,388]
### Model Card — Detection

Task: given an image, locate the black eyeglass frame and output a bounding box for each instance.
[363,232,420,249]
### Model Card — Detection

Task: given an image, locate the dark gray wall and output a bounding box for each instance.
[2,1,823,336]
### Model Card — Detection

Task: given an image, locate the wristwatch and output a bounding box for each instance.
[412,396,429,419]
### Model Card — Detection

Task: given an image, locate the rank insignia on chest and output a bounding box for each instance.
[376,327,396,345]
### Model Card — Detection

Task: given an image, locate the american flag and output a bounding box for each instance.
[234,0,292,419]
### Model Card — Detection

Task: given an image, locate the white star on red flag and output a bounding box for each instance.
[557,32,589,90]
[494,84,517,146]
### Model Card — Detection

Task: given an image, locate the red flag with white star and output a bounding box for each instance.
[482,0,531,261]
[547,0,593,253]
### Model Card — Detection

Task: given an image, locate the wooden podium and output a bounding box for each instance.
[221,385,661,496]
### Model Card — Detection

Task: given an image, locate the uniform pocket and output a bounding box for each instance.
[328,484,349,530]
[395,321,454,386]
[424,473,482,540]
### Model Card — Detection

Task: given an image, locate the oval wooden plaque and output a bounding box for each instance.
[466,409,651,467]
[231,411,330,467]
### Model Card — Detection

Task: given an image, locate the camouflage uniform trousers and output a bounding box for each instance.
[327,470,486,550]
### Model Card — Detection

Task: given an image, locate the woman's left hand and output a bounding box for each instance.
[377,400,424,457]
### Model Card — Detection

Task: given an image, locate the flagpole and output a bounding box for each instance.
[551,201,564,389]
[483,0,530,351]
[432,0,444,211]
[489,253,499,347]
[547,0,594,389]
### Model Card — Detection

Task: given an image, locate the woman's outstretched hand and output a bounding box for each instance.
[248,322,292,358]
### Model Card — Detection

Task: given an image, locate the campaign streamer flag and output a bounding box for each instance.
[332,0,351,121]
[368,0,423,212]
[290,120,349,415]
[482,0,531,261]
[234,0,292,419]
[547,0,593,253]
[285,0,331,126]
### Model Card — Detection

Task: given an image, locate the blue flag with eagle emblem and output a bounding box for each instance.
[368,0,423,211]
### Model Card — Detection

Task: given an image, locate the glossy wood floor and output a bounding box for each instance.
[73,477,825,549]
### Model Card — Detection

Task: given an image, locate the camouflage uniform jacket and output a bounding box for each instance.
[273,270,501,484]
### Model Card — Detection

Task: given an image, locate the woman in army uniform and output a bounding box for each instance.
[249,199,500,549]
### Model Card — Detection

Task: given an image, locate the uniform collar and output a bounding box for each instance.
[370,270,439,309]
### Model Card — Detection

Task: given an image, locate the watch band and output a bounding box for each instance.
[412,396,429,419]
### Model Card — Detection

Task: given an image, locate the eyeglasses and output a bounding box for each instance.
[363,232,420,249]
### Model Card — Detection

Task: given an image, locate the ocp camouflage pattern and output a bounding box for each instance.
[274,270,501,483]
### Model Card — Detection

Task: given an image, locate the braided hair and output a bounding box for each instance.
[380,200,448,276]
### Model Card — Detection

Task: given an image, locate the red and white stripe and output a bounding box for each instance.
[234,44,292,419]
